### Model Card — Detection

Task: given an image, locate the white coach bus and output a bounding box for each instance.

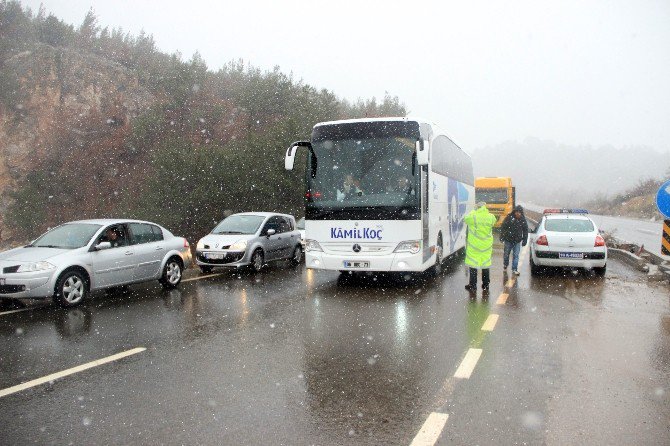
[284,118,474,274]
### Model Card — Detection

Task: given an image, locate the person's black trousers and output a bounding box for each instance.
[469,267,490,288]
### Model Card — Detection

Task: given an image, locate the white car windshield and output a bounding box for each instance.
[30,223,103,249]
[212,215,265,235]
[545,219,594,232]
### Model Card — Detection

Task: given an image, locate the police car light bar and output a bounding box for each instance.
[543,208,589,214]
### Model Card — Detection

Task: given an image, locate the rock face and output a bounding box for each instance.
[0,44,156,241]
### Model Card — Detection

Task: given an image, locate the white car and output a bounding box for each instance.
[529,209,607,276]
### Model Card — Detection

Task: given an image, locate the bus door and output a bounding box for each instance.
[422,165,430,263]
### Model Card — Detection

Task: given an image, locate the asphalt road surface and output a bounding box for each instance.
[0,245,668,445]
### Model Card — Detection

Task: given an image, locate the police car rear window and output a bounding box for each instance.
[544,219,594,232]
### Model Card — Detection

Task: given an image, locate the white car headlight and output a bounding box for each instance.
[305,239,323,252]
[394,241,421,254]
[229,239,248,251]
[196,239,205,250]
[17,261,56,273]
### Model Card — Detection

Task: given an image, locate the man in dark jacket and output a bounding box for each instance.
[500,205,528,275]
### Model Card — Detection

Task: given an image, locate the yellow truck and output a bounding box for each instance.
[474,177,515,228]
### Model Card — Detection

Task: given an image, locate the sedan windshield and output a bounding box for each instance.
[544,218,595,232]
[212,215,265,235]
[31,223,102,249]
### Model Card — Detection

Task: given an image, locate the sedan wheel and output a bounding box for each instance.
[54,271,87,307]
[290,245,302,266]
[251,249,264,272]
[160,258,182,288]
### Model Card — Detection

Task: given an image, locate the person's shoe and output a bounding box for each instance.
[465,284,476,291]
[513,270,520,276]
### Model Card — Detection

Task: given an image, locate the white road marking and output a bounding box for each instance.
[410,412,449,446]
[0,305,49,317]
[0,347,146,398]
[496,293,509,305]
[182,273,223,283]
[454,348,483,379]
[481,314,499,331]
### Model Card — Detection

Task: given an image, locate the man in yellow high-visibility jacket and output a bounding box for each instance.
[464,202,497,292]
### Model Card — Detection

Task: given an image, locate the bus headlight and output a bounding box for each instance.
[394,241,421,254]
[305,239,323,252]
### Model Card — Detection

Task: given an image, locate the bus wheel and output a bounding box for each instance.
[428,236,443,277]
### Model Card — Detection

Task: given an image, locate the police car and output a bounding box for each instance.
[529,209,607,276]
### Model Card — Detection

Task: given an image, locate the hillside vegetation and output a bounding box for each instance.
[0,1,405,243]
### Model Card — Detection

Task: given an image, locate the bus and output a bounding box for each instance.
[284,118,474,274]
[474,177,515,228]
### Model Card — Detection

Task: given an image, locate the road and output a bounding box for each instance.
[0,246,668,445]
[523,203,669,260]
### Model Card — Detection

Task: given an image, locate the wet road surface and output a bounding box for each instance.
[0,245,668,445]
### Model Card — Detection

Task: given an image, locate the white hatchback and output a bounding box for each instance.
[529,210,607,276]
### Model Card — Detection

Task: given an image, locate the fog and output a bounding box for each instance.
[22,0,670,154]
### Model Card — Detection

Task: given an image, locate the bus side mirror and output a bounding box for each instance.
[416,140,429,166]
[285,144,298,171]
[285,140,313,171]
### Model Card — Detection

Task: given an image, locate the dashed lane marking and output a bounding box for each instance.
[496,293,509,305]
[506,278,515,287]
[481,314,499,331]
[410,412,449,446]
[453,348,483,379]
[182,273,224,283]
[0,305,50,317]
[0,347,146,398]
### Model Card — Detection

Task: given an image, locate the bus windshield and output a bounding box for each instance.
[475,188,509,204]
[307,121,421,219]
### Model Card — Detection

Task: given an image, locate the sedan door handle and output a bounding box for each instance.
[155,246,164,250]
[125,251,133,256]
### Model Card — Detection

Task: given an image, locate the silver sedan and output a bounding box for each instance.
[0,219,193,307]
[196,212,302,273]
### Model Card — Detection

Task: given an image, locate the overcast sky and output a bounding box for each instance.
[21,0,670,153]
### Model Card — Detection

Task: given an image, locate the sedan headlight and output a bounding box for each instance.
[305,239,323,252]
[17,261,56,273]
[394,241,421,254]
[229,239,248,251]
[196,239,205,250]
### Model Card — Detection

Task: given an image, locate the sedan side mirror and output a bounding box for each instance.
[94,241,112,251]
[266,229,276,237]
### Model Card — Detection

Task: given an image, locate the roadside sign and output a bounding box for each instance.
[656,180,670,218]
[663,220,670,256]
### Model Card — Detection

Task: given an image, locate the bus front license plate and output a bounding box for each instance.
[343,261,370,269]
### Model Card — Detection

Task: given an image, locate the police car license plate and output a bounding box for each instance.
[343,261,370,269]
[559,252,584,259]
[206,253,224,260]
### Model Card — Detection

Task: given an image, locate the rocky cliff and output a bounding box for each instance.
[0,43,156,241]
